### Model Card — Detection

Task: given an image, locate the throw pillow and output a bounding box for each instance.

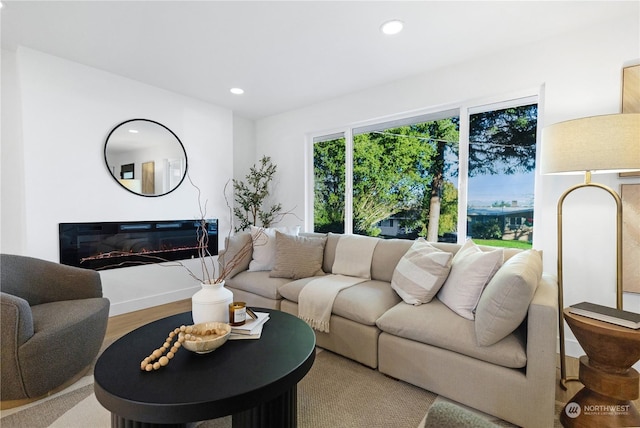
[331,234,379,279]
[219,232,252,279]
[436,239,503,320]
[248,225,300,271]
[475,249,543,346]
[391,239,453,305]
[270,231,327,279]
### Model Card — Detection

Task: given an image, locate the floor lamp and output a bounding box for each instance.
[541,113,640,389]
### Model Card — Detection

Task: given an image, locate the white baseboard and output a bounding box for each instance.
[99,261,204,316]
[107,285,199,316]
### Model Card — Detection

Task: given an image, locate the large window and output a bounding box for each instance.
[466,103,537,248]
[312,98,538,248]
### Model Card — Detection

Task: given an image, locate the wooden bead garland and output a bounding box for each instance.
[140,324,226,371]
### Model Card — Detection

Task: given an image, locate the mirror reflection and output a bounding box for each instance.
[104,119,187,197]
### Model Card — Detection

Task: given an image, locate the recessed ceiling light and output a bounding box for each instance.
[381,19,404,35]
[230,88,245,95]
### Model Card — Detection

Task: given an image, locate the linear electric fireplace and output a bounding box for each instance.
[59,219,218,270]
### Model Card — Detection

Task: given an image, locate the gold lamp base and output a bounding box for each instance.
[557,171,624,388]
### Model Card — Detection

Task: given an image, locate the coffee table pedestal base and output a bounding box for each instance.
[233,385,297,428]
[111,415,196,428]
[110,387,298,428]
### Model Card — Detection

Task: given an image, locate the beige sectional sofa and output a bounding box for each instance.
[220,230,558,428]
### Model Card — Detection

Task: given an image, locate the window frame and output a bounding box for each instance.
[307,90,542,244]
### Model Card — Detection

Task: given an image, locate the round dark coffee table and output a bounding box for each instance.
[94,309,315,428]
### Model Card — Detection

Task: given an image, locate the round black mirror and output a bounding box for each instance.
[104,119,187,197]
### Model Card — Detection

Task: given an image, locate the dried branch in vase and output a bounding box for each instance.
[166,176,260,284]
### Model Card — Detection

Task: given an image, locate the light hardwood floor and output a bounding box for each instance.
[105,300,638,409]
[105,299,192,342]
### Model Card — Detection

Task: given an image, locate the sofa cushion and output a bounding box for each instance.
[219,232,253,279]
[431,242,522,263]
[248,226,300,272]
[430,242,463,256]
[270,231,327,279]
[279,276,401,325]
[376,299,527,368]
[278,277,318,301]
[371,238,414,282]
[322,233,341,273]
[391,240,453,305]
[437,240,503,320]
[475,249,542,346]
[331,234,379,279]
[225,270,292,300]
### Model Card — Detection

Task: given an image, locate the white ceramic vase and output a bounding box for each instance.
[191,280,233,324]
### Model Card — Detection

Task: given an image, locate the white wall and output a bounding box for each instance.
[2,47,235,315]
[255,14,640,359]
[232,114,257,183]
[1,49,26,254]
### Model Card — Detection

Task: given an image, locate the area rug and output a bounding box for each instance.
[0,349,561,428]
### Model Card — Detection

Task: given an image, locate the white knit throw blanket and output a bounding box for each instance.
[298,274,366,333]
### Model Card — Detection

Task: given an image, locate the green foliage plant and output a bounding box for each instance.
[314,138,346,233]
[351,119,459,238]
[471,219,503,240]
[232,155,284,232]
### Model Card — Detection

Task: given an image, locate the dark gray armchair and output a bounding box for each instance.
[1,254,110,402]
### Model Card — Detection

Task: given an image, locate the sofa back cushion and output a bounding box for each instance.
[332,234,379,279]
[322,233,342,273]
[429,242,463,256]
[436,240,504,320]
[371,239,413,282]
[431,242,522,262]
[219,232,252,279]
[475,249,543,346]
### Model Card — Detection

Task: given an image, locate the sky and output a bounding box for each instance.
[467,171,535,207]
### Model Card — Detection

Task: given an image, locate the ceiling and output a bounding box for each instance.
[1,1,635,119]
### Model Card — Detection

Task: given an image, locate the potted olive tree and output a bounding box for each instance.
[232,155,295,231]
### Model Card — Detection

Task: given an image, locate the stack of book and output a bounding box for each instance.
[229,311,270,339]
[569,302,640,329]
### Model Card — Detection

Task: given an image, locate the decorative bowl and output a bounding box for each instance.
[182,322,231,354]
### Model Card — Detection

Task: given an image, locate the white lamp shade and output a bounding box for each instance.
[541,113,640,175]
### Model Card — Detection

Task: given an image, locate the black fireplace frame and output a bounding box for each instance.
[59,219,218,271]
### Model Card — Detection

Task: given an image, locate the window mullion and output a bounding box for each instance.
[305,135,314,231]
[344,128,354,235]
[457,107,470,243]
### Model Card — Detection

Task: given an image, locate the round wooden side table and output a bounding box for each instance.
[560,308,640,427]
